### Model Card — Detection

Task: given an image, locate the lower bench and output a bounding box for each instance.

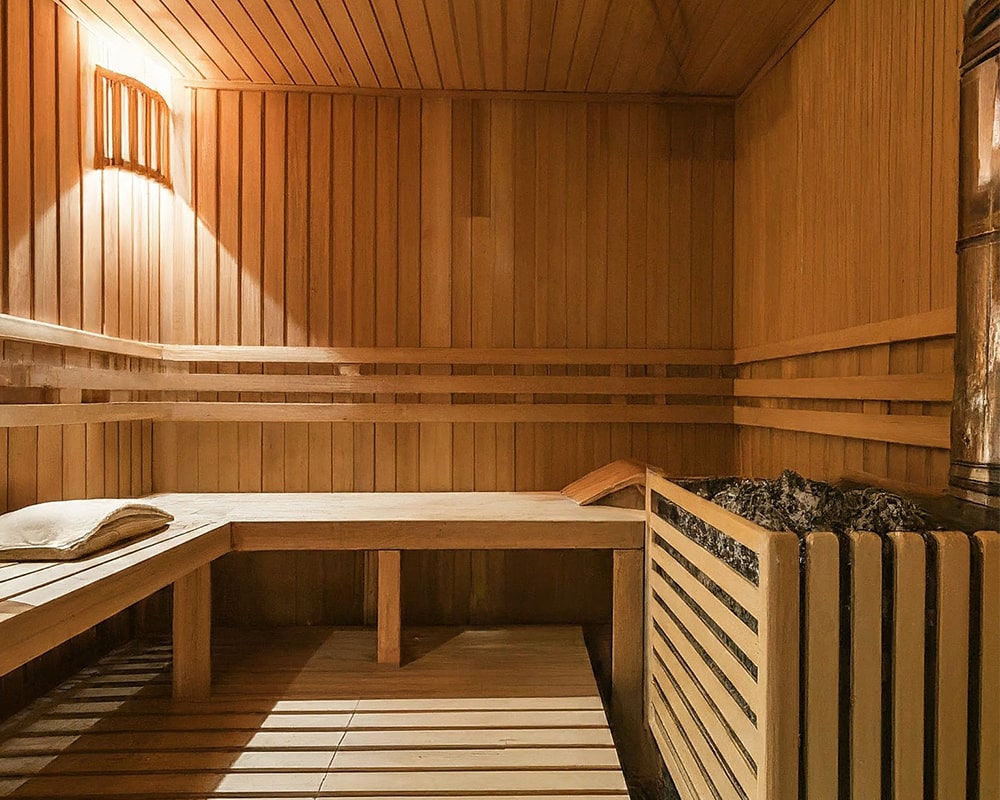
[0,492,647,757]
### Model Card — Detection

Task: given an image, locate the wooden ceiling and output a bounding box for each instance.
[59,0,827,96]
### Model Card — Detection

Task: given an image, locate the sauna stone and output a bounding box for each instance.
[677,469,936,536]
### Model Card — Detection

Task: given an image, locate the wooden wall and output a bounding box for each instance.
[0,0,171,717]
[733,0,962,491]
[157,91,738,492]
[1,0,174,341]
[168,91,734,351]
[152,91,737,625]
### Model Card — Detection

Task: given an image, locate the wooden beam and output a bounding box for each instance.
[178,80,737,105]
[0,403,165,427]
[377,550,402,667]
[162,344,734,366]
[734,374,954,402]
[0,313,162,359]
[172,564,212,700]
[612,548,646,774]
[733,309,956,364]
[166,402,734,425]
[10,363,733,396]
[733,406,951,448]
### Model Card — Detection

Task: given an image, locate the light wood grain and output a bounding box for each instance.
[55,0,826,97]
[734,0,961,492]
[172,564,212,700]
[802,532,838,799]
[733,406,950,449]
[0,626,628,797]
[930,531,971,800]
[0,521,230,678]
[377,550,401,667]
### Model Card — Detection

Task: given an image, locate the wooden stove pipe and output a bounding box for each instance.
[955,0,1000,508]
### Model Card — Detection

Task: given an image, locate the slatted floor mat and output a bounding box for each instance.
[0,626,629,799]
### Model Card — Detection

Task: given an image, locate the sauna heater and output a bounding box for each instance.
[955,0,1000,509]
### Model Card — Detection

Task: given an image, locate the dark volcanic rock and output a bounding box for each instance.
[677,469,936,536]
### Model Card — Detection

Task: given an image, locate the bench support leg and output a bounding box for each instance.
[612,548,654,775]
[377,550,402,666]
[173,564,212,700]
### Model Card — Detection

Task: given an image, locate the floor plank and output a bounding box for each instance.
[0,626,628,798]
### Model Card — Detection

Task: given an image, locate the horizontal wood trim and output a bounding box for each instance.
[7,363,732,397]
[232,520,643,551]
[166,403,735,425]
[733,406,950,448]
[178,81,737,105]
[734,374,954,402]
[0,403,163,427]
[733,309,957,364]
[0,314,161,360]
[1,314,732,366]
[0,402,733,427]
[162,345,734,366]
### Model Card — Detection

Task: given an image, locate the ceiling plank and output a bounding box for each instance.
[564,0,611,92]
[423,1,462,89]
[56,0,836,97]
[368,0,421,88]
[587,1,638,92]
[61,0,204,77]
[211,0,295,84]
[168,0,251,81]
[525,0,558,91]
[289,0,357,85]
[235,0,313,84]
[545,0,585,92]
[395,0,442,89]
[263,0,336,83]
[126,0,226,79]
[179,0,270,82]
[504,0,531,91]
[343,0,401,88]
[451,0,484,91]
[477,0,505,90]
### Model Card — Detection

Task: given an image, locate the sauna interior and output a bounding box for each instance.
[1,0,998,797]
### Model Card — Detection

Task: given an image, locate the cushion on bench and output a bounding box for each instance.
[0,499,173,561]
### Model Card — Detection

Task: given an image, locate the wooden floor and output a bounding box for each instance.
[0,626,629,798]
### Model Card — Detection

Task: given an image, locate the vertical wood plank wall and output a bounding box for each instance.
[158,91,737,495]
[1,0,171,341]
[155,92,737,625]
[733,0,961,490]
[0,1,166,715]
[0,0,164,510]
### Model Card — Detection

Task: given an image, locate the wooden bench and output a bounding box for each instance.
[0,492,645,751]
[0,517,231,700]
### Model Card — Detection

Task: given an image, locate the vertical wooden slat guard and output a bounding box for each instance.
[612,548,645,770]
[172,564,211,700]
[889,532,926,800]
[377,549,402,666]
[803,532,840,799]
[849,532,882,800]
[930,531,971,800]
[976,531,1000,800]
[758,530,800,798]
